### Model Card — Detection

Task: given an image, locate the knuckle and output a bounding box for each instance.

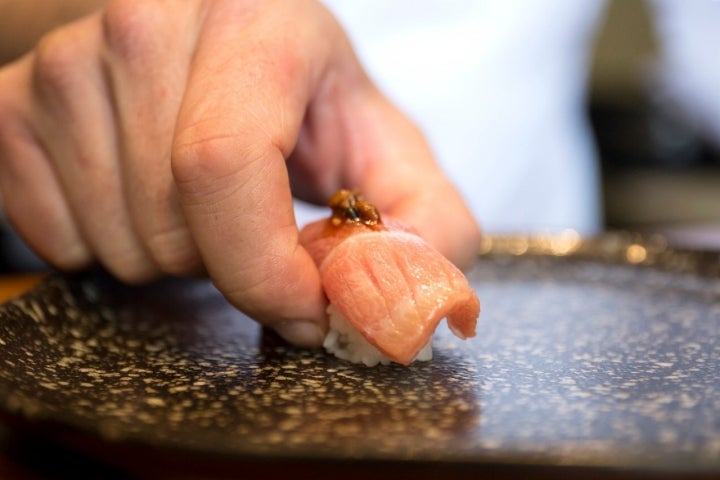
[47,244,92,272]
[101,0,159,61]
[0,192,87,272]
[146,227,201,276]
[32,28,88,94]
[269,40,309,89]
[104,247,159,284]
[171,122,265,188]
[171,124,226,184]
[13,223,91,272]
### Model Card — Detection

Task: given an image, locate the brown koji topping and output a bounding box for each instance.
[328,189,382,227]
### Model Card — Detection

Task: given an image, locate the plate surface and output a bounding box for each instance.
[0,234,719,474]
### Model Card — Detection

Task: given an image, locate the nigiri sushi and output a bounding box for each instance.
[299,190,480,366]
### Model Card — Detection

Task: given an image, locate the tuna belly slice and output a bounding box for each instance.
[319,230,479,365]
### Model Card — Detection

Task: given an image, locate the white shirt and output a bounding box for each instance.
[319,0,606,235]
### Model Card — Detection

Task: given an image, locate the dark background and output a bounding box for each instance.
[589,0,720,242]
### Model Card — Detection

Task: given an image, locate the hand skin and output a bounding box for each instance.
[0,0,480,347]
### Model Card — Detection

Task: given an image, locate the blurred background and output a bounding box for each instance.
[589,0,720,247]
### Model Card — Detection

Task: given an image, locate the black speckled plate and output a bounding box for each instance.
[0,233,719,477]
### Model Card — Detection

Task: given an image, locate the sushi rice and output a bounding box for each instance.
[323,304,433,366]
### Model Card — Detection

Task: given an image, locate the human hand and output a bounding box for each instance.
[0,0,479,346]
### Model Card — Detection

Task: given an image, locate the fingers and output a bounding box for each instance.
[348,89,481,270]
[289,57,481,269]
[4,2,207,282]
[0,60,89,269]
[26,16,162,282]
[172,0,350,345]
[99,0,205,277]
[0,0,341,347]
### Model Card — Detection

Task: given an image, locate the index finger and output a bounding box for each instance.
[171,1,351,346]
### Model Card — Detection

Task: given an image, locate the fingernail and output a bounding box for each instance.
[275,321,325,348]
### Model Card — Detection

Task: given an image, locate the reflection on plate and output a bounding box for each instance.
[0,234,719,476]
